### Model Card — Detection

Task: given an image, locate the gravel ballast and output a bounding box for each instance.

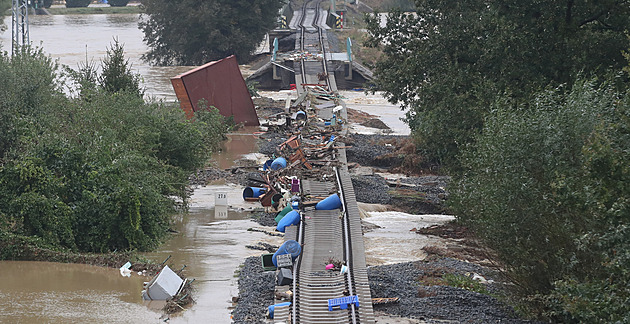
[229,118,529,322]
[231,256,275,323]
[232,256,536,323]
[369,259,536,323]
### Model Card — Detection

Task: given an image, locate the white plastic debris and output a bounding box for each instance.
[119,261,132,277]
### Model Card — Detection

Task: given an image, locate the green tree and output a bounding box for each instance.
[365,0,630,168]
[450,80,630,320]
[0,0,10,32]
[0,47,227,253]
[100,38,144,97]
[0,46,61,161]
[139,0,286,65]
[547,93,630,322]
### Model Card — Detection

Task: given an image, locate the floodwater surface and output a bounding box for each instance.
[0,14,190,101]
[0,261,161,322]
[0,13,273,319]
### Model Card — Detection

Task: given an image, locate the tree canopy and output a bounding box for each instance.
[450,79,630,322]
[0,0,11,32]
[139,0,286,66]
[0,47,227,253]
[365,0,630,168]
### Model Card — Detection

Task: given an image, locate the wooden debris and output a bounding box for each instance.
[372,297,400,305]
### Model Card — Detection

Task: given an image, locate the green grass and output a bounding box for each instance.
[46,6,143,15]
[443,273,488,294]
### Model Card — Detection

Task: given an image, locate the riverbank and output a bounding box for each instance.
[46,5,143,15]
[0,232,159,274]
[2,4,143,15]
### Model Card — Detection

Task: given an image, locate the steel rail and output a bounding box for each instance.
[286,1,369,322]
[314,0,333,91]
[334,165,358,323]
[297,0,308,85]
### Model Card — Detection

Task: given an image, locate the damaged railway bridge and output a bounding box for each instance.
[247,1,373,91]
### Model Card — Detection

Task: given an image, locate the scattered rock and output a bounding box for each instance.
[369,259,537,323]
[232,256,275,324]
[351,174,391,205]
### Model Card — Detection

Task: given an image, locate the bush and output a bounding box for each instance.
[544,93,630,322]
[108,0,129,7]
[450,80,622,318]
[65,0,91,8]
[0,47,227,254]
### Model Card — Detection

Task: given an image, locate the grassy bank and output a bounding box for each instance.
[46,5,143,15]
[0,231,161,275]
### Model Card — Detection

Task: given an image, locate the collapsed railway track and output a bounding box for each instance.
[268,0,375,323]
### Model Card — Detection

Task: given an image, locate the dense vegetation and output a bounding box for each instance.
[450,81,630,321]
[367,0,630,321]
[0,45,227,255]
[0,0,10,32]
[365,0,630,168]
[139,0,286,65]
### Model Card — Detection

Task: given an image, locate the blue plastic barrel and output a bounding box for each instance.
[268,302,291,319]
[272,240,302,266]
[270,157,287,170]
[295,110,306,120]
[276,210,300,233]
[315,193,342,210]
[274,205,293,223]
[262,159,274,171]
[243,187,266,200]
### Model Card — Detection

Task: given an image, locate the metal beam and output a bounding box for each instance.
[11,0,30,55]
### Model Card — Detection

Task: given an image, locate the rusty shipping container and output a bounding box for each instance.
[171,55,259,126]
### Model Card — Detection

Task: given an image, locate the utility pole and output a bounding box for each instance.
[12,0,30,55]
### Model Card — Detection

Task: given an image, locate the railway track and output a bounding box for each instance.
[270,1,375,323]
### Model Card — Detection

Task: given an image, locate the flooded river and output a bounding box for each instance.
[0,10,422,323]
[0,13,189,101]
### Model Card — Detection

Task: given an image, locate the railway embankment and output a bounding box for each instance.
[189,96,537,323]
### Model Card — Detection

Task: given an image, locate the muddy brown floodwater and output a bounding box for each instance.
[0,12,274,322]
[143,127,283,323]
[0,126,276,323]
[0,261,161,322]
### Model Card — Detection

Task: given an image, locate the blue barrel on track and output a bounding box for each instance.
[272,240,302,267]
[315,194,342,210]
[274,205,293,224]
[262,159,274,170]
[276,210,300,232]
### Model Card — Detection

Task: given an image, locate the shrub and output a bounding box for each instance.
[65,0,91,8]
[0,47,226,254]
[450,80,617,312]
[443,273,487,294]
[545,94,630,322]
[108,0,129,7]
